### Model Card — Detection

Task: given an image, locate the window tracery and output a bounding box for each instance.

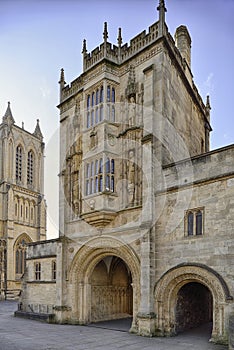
[86,84,116,128]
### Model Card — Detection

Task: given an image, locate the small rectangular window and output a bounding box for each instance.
[52,261,56,281]
[35,262,41,281]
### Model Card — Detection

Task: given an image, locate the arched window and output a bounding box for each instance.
[186,209,204,237]
[15,238,27,275]
[187,212,194,236]
[27,151,34,185]
[105,158,114,192]
[96,90,99,105]
[16,145,22,182]
[87,95,91,128]
[91,92,95,107]
[105,158,110,173]
[87,95,90,109]
[196,211,203,235]
[112,87,115,103]
[111,159,115,174]
[107,85,110,102]
[100,86,103,103]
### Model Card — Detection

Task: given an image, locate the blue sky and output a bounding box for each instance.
[0,0,233,237]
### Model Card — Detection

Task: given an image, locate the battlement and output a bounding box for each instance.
[83,21,160,72]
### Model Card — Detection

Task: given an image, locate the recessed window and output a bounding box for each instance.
[185,208,204,237]
[15,239,27,275]
[85,157,115,196]
[27,150,34,185]
[35,262,41,280]
[52,261,56,281]
[86,85,116,128]
[16,145,22,182]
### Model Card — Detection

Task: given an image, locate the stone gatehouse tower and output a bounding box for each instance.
[0,103,46,299]
[19,0,234,345]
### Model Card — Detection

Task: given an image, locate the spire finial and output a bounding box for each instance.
[3,101,15,125]
[157,0,167,32]
[206,95,211,110]
[117,27,122,47]
[103,22,108,42]
[82,39,87,54]
[33,119,43,140]
[59,68,65,85]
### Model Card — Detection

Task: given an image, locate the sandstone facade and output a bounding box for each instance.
[19,0,234,346]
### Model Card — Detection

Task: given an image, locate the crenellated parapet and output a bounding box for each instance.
[83,21,161,73]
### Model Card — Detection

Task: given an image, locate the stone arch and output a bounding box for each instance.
[14,233,32,276]
[154,263,232,344]
[68,236,140,331]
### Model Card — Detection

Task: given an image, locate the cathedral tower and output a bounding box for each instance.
[0,102,46,299]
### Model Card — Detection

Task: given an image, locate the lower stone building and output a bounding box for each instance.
[18,1,234,346]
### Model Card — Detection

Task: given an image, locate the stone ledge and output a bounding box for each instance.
[14,310,55,323]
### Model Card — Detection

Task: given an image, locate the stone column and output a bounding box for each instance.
[136,66,157,337]
[137,226,156,337]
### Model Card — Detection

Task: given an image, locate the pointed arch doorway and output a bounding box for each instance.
[91,256,133,323]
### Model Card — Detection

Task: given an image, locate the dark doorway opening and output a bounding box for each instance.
[175,282,213,334]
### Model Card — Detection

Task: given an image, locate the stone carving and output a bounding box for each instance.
[127,150,136,206]
[128,96,136,126]
[154,264,229,342]
[65,138,82,216]
[90,128,98,149]
[91,285,132,321]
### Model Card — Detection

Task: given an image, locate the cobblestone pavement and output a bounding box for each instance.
[0,301,228,350]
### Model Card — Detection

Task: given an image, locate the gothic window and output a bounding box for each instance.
[185,209,204,237]
[96,90,99,105]
[112,87,115,103]
[16,145,22,182]
[52,260,56,281]
[196,211,203,235]
[31,207,34,221]
[86,85,116,127]
[87,94,90,109]
[100,86,103,103]
[107,85,110,102]
[85,157,115,196]
[15,239,27,275]
[87,95,90,128]
[27,150,34,185]
[35,262,41,281]
[187,212,193,236]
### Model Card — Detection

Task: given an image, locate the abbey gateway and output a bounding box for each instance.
[15,0,234,346]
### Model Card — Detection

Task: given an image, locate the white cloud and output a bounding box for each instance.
[39,78,51,98]
[204,73,214,94]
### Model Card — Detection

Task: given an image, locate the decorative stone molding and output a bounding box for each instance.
[68,236,140,330]
[154,263,232,344]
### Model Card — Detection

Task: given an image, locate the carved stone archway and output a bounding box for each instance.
[69,236,140,333]
[154,263,233,344]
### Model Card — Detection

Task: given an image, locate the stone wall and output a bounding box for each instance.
[229,313,234,350]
